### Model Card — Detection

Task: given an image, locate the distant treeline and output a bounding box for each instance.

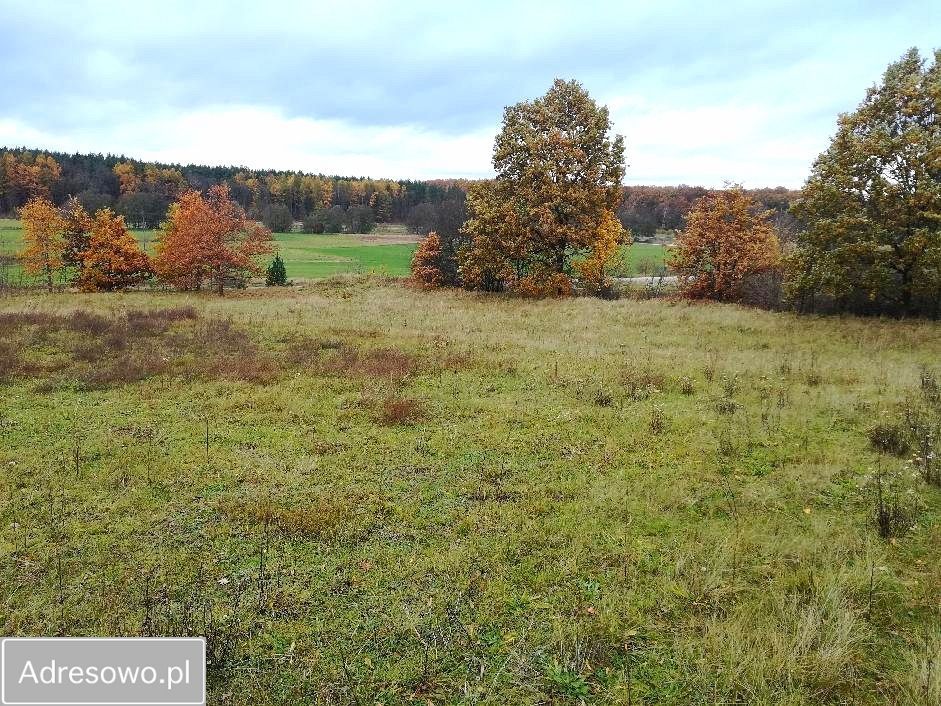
[0,147,467,229]
[0,147,797,236]
[618,185,799,238]
[408,185,799,241]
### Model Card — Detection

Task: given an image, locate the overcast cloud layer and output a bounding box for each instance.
[0,0,937,186]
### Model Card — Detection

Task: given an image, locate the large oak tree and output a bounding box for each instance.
[460,79,626,295]
[788,48,941,316]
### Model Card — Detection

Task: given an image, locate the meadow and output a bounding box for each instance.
[0,219,668,282]
[1,277,939,704]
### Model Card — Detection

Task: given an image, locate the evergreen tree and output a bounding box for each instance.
[266,254,288,286]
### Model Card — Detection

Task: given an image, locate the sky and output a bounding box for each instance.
[0,0,937,187]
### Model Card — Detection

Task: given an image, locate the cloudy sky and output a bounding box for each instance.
[0,0,937,187]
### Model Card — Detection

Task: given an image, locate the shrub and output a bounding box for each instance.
[410,232,445,289]
[301,213,325,234]
[868,422,909,456]
[265,254,287,286]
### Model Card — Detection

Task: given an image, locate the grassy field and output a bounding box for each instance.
[0,220,667,282]
[1,279,940,704]
[273,232,417,278]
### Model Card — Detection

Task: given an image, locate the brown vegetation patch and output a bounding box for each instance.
[202,353,280,385]
[78,352,170,389]
[0,311,59,331]
[0,306,285,389]
[0,341,27,381]
[125,306,198,335]
[440,351,477,370]
[283,336,352,367]
[378,396,425,425]
[287,336,418,382]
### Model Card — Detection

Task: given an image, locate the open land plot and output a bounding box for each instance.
[0,279,939,704]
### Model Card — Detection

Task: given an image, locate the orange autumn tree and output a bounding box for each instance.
[672,187,781,302]
[19,196,67,292]
[410,231,445,288]
[79,209,152,292]
[154,184,274,294]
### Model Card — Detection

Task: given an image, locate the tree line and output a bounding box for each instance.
[412,48,941,318]
[0,150,466,231]
[1,147,799,240]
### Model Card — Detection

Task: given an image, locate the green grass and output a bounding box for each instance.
[272,231,416,278]
[1,280,939,704]
[619,242,669,275]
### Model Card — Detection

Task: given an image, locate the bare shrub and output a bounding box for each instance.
[870,464,921,539]
[622,367,664,401]
[715,397,738,415]
[649,405,666,434]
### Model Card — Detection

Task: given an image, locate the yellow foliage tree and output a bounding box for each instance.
[61,196,94,270]
[19,197,67,292]
[79,209,152,292]
[113,162,141,194]
[574,210,628,295]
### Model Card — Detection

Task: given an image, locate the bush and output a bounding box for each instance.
[868,422,909,456]
[348,205,375,234]
[410,232,445,288]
